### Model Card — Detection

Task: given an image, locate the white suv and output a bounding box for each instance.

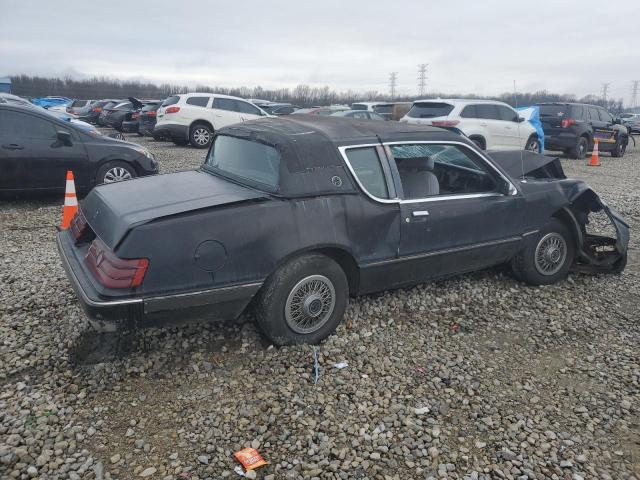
[400,99,540,152]
[155,93,268,148]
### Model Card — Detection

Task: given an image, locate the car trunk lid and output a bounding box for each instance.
[81,170,269,249]
[538,104,570,133]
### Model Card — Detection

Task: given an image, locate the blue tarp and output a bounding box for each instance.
[516,106,545,151]
[31,97,71,108]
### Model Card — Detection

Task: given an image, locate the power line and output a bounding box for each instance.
[601,83,610,102]
[417,64,428,96]
[389,72,398,99]
[631,80,639,108]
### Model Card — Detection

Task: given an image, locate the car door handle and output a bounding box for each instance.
[2,144,24,150]
[479,122,488,127]
[412,210,429,217]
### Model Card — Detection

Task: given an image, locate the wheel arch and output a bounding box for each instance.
[551,207,582,250]
[270,245,360,296]
[190,119,214,132]
[468,134,486,150]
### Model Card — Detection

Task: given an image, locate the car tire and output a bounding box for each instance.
[568,136,588,159]
[253,253,349,346]
[511,218,575,286]
[189,123,213,149]
[524,135,541,153]
[611,137,626,157]
[96,161,137,185]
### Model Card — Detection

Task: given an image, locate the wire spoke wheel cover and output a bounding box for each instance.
[526,139,540,153]
[534,232,567,276]
[285,275,336,334]
[193,128,210,145]
[103,167,132,183]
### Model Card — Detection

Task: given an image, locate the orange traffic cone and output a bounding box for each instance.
[61,171,78,229]
[588,139,600,167]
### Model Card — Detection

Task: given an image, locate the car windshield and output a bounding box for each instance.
[205,135,280,191]
[538,104,569,117]
[407,102,454,118]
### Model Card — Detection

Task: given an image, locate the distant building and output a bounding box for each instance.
[0,77,11,93]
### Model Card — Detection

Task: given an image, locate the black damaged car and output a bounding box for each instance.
[56,116,629,345]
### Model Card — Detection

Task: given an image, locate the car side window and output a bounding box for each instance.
[213,98,237,112]
[353,112,368,119]
[389,144,498,199]
[460,105,477,118]
[0,111,56,139]
[588,107,600,121]
[186,96,210,107]
[344,147,390,199]
[497,106,517,122]
[571,105,585,120]
[236,101,261,115]
[475,104,500,120]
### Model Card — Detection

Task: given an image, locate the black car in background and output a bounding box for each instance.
[97,100,126,126]
[103,98,144,131]
[537,102,629,159]
[56,116,627,345]
[0,103,158,195]
[78,99,120,124]
[260,103,299,115]
[122,100,160,135]
[138,102,163,138]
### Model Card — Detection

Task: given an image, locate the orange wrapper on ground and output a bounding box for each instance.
[234,447,268,471]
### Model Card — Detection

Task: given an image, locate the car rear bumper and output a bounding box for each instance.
[544,133,579,149]
[121,120,139,133]
[154,123,188,142]
[56,230,261,332]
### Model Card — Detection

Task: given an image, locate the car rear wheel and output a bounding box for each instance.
[96,161,136,185]
[511,219,575,286]
[254,253,348,346]
[568,136,588,159]
[469,136,485,150]
[525,135,541,153]
[189,123,213,149]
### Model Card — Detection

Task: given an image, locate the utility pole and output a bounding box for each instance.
[631,80,639,108]
[389,72,398,100]
[417,64,428,97]
[601,83,610,103]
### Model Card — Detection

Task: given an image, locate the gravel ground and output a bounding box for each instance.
[1,130,638,480]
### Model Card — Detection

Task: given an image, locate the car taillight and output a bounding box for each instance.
[561,118,576,128]
[146,111,157,117]
[70,209,88,240]
[165,106,180,114]
[93,107,102,113]
[85,237,149,289]
[431,120,460,127]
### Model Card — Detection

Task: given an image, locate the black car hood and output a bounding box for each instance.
[487,151,565,180]
[81,170,268,249]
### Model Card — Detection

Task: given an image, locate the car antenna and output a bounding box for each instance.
[514,80,526,183]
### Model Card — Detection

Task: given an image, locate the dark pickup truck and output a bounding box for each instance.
[537,102,628,159]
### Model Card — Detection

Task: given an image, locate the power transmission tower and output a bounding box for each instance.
[417,64,428,96]
[631,80,639,108]
[601,83,610,103]
[389,72,398,100]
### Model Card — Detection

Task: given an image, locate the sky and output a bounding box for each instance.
[1,0,639,103]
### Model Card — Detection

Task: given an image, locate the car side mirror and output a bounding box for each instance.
[497,178,513,195]
[57,130,73,146]
[517,116,526,123]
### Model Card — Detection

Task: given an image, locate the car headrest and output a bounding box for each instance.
[397,157,434,171]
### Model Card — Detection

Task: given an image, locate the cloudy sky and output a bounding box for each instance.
[1,0,638,102]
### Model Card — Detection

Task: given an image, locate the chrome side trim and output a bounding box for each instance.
[522,229,539,237]
[362,236,522,268]
[338,140,519,206]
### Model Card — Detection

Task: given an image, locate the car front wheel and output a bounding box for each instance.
[511,219,575,286]
[254,253,348,346]
[96,161,136,185]
[525,136,541,153]
[190,123,213,149]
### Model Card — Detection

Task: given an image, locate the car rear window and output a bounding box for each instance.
[142,103,160,112]
[71,100,88,107]
[205,135,280,190]
[186,96,209,107]
[162,96,180,107]
[351,104,368,110]
[407,102,454,118]
[538,104,569,117]
[372,104,393,114]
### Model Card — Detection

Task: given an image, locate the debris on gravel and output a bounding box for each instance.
[1,131,638,479]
